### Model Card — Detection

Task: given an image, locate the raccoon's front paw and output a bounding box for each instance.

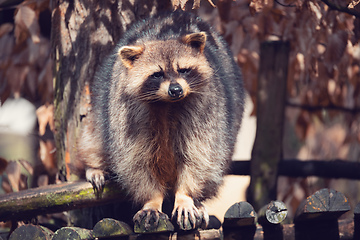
[133,208,170,232]
[85,168,105,191]
[172,196,209,231]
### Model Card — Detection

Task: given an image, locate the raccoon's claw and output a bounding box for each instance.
[196,203,210,229]
[133,208,169,231]
[85,168,105,192]
[172,199,209,230]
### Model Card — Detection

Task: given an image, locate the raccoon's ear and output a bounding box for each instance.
[118,46,144,68]
[181,32,206,53]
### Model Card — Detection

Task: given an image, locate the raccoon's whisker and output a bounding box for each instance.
[136,92,163,103]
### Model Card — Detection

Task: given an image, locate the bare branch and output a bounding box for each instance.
[321,0,360,18]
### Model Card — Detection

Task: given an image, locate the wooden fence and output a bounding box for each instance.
[0,181,358,239]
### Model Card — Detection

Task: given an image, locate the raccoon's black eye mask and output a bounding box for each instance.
[178,68,191,74]
[150,71,164,79]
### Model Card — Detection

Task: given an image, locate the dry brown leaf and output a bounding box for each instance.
[353,5,360,44]
[295,111,311,141]
[18,159,34,175]
[323,30,349,73]
[249,0,274,15]
[0,82,11,105]
[0,157,8,174]
[6,65,29,98]
[37,174,49,187]
[171,0,209,10]
[0,23,13,38]
[36,104,54,135]
[192,0,201,9]
[26,68,38,99]
[14,5,40,44]
[249,0,262,15]
[307,1,322,23]
[0,31,13,67]
[1,178,12,194]
[19,174,28,191]
[172,0,180,9]
[39,139,57,176]
[38,57,53,103]
[5,161,21,192]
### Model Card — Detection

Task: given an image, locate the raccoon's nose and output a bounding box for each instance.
[168,83,183,99]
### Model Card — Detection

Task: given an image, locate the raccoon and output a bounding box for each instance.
[76,11,245,231]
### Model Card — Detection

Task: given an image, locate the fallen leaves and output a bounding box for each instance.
[0,0,52,104]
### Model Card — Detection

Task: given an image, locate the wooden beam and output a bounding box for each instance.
[229,159,360,179]
[0,181,126,222]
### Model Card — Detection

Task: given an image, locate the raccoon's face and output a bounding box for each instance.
[118,32,213,102]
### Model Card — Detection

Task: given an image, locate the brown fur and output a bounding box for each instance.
[76,11,244,231]
[148,104,177,188]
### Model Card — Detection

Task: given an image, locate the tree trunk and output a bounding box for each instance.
[51,0,172,180]
[247,41,289,211]
[51,0,172,227]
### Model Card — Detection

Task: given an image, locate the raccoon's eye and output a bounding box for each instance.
[178,68,191,74]
[151,71,164,79]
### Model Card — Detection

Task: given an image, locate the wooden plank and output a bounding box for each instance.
[0,181,126,222]
[230,159,360,180]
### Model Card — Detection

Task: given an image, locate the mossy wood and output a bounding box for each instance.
[247,41,290,211]
[7,220,355,240]
[134,217,174,234]
[9,225,53,240]
[93,218,133,237]
[354,203,360,240]
[0,181,125,222]
[52,227,93,240]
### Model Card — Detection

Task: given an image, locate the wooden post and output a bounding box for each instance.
[52,227,93,240]
[247,41,290,210]
[93,218,132,238]
[223,201,257,240]
[294,188,350,240]
[258,201,288,240]
[354,203,360,240]
[9,225,53,240]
